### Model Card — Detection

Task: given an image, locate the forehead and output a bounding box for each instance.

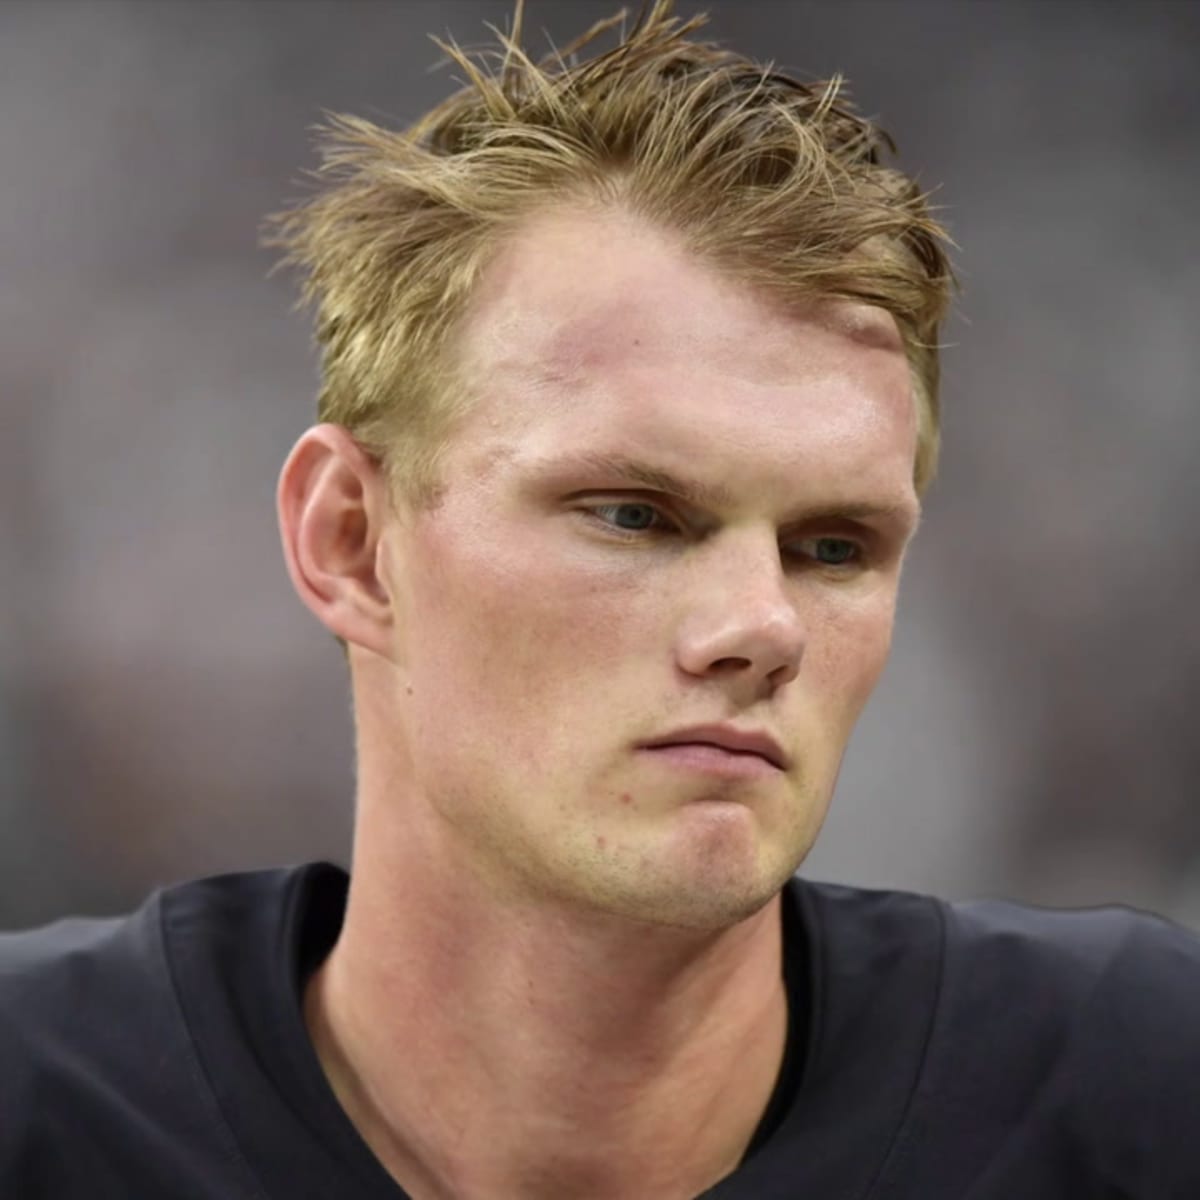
[461,208,902,376]
[449,207,917,501]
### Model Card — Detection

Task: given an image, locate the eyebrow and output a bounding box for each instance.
[543,451,922,529]
[563,452,735,509]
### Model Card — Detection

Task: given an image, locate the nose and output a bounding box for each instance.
[673,534,805,692]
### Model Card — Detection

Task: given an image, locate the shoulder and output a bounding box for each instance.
[794,874,1200,1019]
[0,898,168,1058]
[798,877,1200,1107]
[799,881,1200,1193]
[0,896,178,1186]
[953,896,1200,1093]
[903,891,1200,1088]
[943,893,1200,1027]
[935,894,1200,1191]
[0,865,307,1069]
[0,869,305,1197]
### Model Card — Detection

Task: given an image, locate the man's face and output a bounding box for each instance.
[374,209,920,929]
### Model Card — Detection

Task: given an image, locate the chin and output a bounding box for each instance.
[656,804,807,923]
[622,874,783,932]
[594,840,797,932]
[545,793,818,930]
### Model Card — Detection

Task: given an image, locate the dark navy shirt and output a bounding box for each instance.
[1,862,1198,1198]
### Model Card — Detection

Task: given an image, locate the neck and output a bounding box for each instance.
[305,806,791,1200]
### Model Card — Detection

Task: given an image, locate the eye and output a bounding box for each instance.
[586,501,673,534]
[792,536,862,567]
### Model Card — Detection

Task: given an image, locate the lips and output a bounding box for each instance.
[639,724,789,770]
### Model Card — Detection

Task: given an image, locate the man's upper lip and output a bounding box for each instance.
[640,724,789,770]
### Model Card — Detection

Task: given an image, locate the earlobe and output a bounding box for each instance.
[277,424,395,657]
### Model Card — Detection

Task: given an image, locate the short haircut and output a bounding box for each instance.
[267,1,955,504]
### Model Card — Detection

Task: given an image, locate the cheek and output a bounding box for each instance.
[403,515,661,751]
[806,588,897,719]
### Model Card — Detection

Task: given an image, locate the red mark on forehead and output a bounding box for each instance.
[619,793,634,806]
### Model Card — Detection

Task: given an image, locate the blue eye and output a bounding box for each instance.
[591,503,665,532]
[811,537,858,565]
[583,506,862,567]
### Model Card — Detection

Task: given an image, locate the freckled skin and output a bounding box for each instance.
[373,207,919,931]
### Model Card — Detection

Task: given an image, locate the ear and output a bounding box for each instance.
[277,423,396,658]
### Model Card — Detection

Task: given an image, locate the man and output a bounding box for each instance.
[2,4,1197,1198]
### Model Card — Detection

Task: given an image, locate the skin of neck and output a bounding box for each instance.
[304,671,791,1200]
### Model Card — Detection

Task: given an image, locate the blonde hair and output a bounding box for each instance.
[267,1,954,502]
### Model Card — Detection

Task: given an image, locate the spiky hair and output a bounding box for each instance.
[267,1,954,501]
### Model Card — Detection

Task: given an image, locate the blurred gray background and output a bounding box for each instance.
[2,0,1197,930]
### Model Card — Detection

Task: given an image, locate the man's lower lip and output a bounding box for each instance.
[638,743,781,777]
